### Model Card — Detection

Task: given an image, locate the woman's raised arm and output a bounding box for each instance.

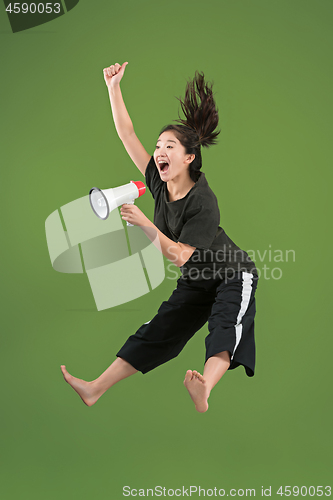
[103,62,151,176]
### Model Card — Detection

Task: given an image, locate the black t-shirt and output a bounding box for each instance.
[145,156,257,280]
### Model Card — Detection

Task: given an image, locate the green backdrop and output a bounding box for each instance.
[1,0,332,498]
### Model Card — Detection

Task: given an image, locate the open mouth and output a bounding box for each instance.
[158,161,169,174]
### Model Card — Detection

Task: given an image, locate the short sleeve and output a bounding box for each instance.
[145,156,163,199]
[177,196,220,249]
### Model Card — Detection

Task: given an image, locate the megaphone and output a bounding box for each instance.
[89,181,146,221]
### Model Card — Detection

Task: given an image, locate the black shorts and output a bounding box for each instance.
[117,272,258,377]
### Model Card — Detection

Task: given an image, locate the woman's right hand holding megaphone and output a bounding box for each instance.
[103,62,128,88]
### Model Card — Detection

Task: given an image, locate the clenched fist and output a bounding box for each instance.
[103,62,128,88]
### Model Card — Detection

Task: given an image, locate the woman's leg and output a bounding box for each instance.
[60,358,137,407]
[61,279,214,408]
[184,272,258,413]
[183,351,230,413]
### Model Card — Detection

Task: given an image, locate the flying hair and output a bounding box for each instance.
[176,71,220,148]
[160,72,220,181]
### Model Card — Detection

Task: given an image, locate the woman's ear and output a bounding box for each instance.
[186,154,195,164]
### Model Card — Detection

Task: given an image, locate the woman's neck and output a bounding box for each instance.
[167,176,196,202]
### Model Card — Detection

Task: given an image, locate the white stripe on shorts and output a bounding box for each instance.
[231,272,254,361]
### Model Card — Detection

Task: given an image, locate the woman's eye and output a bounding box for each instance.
[155,145,160,149]
[167,145,173,148]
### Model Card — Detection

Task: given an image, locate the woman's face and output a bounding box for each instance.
[153,131,194,183]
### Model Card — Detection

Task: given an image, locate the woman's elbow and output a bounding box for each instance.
[175,244,196,267]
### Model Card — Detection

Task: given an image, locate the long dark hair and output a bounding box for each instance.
[160,72,220,181]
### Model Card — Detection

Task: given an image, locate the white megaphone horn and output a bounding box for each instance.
[89,180,146,221]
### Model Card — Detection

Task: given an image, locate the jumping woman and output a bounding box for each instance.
[61,62,258,413]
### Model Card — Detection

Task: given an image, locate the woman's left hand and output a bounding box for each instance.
[120,204,151,227]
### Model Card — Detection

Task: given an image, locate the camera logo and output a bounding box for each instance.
[3,0,79,33]
[45,195,165,311]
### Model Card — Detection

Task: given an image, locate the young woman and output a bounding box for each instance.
[61,62,258,413]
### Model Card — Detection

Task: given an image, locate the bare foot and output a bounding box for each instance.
[60,365,102,407]
[183,370,209,413]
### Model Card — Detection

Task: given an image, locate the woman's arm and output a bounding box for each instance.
[103,62,151,176]
[120,204,196,267]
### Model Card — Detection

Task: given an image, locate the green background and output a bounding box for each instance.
[1,0,332,498]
